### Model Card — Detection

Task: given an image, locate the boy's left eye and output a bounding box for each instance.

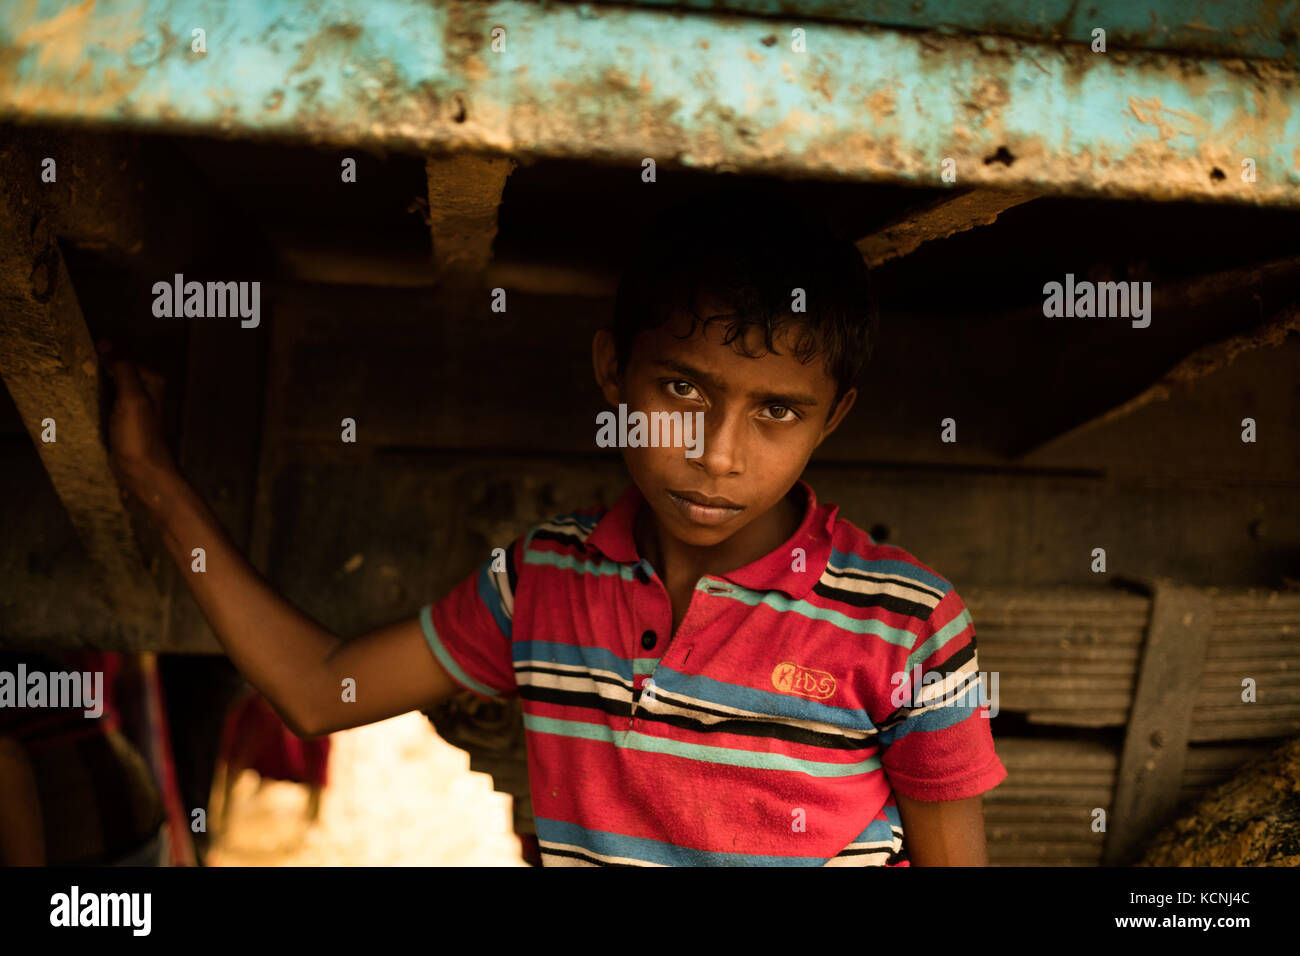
[764,405,797,422]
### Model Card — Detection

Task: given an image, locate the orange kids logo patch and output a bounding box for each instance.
[771,661,837,700]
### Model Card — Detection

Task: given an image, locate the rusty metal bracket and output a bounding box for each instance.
[1103,576,1215,865]
[855,187,1040,268]
[0,137,163,644]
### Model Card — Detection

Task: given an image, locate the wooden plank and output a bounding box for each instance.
[254,306,1300,578]
[247,293,297,580]
[271,232,618,296]
[1103,578,1215,865]
[0,446,135,651]
[158,318,269,654]
[259,277,1300,483]
[0,146,160,641]
[855,188,1039,268]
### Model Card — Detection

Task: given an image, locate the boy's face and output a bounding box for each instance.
[593,296,856,550]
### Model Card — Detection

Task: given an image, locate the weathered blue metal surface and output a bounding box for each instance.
[598,1,1300,62]
[1,0,1298,206]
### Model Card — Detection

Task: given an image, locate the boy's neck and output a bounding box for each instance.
[633,484,806,587]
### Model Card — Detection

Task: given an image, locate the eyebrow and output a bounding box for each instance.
[655,360,820,407]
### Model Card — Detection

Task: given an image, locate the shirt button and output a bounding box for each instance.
[641,629,657,650]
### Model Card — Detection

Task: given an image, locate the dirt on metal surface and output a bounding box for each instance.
[1138,734,1300,866]
[4,1,1298,205]
[855,187,1040,266]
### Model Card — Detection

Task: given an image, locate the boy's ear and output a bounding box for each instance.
[816,387,857,446]
[592,329,623,405]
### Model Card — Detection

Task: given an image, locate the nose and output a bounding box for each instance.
[692,404,745,478]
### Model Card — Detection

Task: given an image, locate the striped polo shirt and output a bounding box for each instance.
[419,479,1006,866]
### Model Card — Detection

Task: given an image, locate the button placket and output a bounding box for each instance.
[629,560,669,724]
[630,575,717,721]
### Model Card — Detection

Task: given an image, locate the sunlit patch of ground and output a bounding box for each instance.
[206,712,526,866]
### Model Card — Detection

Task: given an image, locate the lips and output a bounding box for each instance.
[670,489,743,509]
[666,489,744,527]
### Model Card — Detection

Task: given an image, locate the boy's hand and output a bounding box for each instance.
[90,339,463,737]
[97,338,179,498]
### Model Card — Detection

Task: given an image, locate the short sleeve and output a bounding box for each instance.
[418,537,524,701]
[878,587,1007,802]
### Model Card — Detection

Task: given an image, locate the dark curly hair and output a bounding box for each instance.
[612,182,878,411]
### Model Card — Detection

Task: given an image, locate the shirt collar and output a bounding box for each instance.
[585,479,836,600]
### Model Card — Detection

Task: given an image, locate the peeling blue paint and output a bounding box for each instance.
[1,0,1297,207]
[610,0,1300,62]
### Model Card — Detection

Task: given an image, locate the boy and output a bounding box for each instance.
[103,185,1006,866]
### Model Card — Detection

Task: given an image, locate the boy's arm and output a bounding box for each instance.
[894,793,989,866]
[134,456,460,739]
[103,348,460,739]
[877,586,1007,864]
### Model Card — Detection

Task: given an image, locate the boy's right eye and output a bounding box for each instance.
[666,380,700,400]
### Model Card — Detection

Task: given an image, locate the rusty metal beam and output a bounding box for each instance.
[1169,254,1300,307]
[855,188,1040,267]
[1006,253,1300,458]
[1020,294,1300,456]
[1081,301,1299,432]
[272,233,619,295]
[0,142,161,640]
[6,129,158,266]
[1104,577,1214,866]
[583,1,1300,63]
[2,1,1299,207]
